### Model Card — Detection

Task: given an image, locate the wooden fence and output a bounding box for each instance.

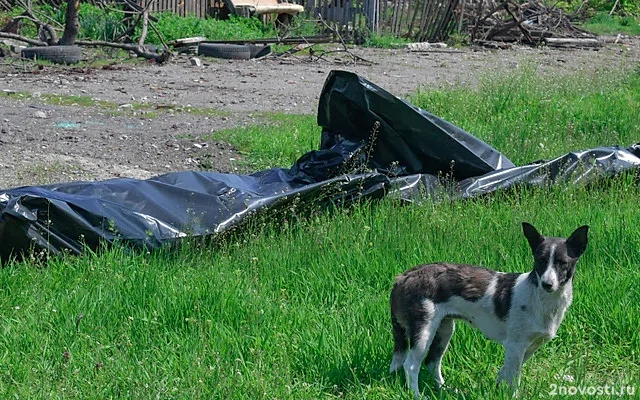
[145,0,460,41]
[300,0,460,42]
[0,0,461,42]
[379,0,461,41]
[302,0,380,35]
[143,0,459,42]
[148,0,212,18]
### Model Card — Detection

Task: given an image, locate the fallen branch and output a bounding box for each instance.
[314,14,376,65]
[75,40,171,63]
[0,31,47,46]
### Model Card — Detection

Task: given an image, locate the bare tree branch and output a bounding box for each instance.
[315,14,376,65]
[0,31,47,46]
[76,40,171,63]
[15,0,59,44]
[137,8,149,46]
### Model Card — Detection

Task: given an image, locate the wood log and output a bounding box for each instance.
[544,37,602,46]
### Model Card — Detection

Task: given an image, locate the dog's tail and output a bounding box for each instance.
[389,314,408,372]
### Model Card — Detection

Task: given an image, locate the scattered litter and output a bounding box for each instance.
[33,111,47,119]
[56,122,81,129]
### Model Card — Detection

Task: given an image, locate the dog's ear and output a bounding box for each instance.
[522,222,544,253]
[566,225,589,258]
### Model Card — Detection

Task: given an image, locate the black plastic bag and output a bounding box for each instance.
[1,70,638,263]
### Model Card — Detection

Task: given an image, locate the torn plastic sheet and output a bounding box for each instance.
[1,70,639,263]
[389,145,640,202]
[317,70,515,179]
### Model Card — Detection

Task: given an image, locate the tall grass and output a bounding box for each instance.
[580,12,640,35]
[142,13,275,44]
[212,113,318,170]
[1,68,639,399]
[1,179,638,399]
[412,67,640,165]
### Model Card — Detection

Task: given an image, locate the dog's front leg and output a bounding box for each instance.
[497,341,527,392]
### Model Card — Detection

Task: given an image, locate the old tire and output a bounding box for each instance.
[21,45,82,64]
[197,44,251,60]
[248,44,271,59]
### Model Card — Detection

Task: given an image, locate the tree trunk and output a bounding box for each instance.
[59,0,80,45]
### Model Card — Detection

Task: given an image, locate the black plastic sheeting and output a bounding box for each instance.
[1,70,639,263]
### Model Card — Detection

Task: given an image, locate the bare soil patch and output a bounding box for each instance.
[1,38,638,189]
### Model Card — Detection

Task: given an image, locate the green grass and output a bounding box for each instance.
[412,66,640,166]
[1,67,640,399]
[1,178,638,399]
[143,13,275,44]
[364,34,411,49]
[211,113,319,170]
[581,12,640,35]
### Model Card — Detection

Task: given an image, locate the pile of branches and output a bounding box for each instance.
[465,0,601,48]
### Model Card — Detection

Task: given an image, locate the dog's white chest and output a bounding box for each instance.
[513,282,573,340]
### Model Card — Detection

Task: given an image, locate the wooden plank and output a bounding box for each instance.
[433,0,458,41]
[399,0,410,36]
[423,0,442,41]
[370,0,378,33]
[545,37,602,46]
[323,0,328,24]
[348,0,353,29]
[406,0,421,37]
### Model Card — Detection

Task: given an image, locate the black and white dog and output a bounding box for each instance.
[389,222,589,398]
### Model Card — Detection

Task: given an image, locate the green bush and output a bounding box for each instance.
[555,0,639,16]
[140,13,276,44]
[77,3,127,42]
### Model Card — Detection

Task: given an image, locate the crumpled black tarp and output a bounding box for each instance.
[1,70,639,263]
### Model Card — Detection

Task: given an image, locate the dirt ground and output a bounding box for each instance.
[0,38,638,189]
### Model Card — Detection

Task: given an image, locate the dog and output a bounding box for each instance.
[389,222,589,399]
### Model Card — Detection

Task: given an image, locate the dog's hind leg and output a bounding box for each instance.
[390,316,408,373]
[425,317,455,389]
[403,307,441,399]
